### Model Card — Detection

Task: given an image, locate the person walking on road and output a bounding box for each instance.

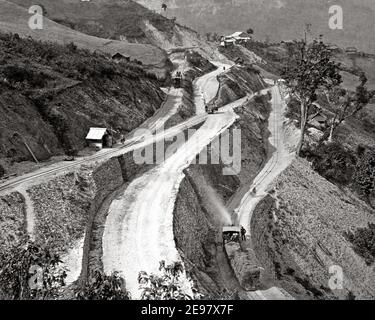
[241,226,246,241]
[120,133,125,144]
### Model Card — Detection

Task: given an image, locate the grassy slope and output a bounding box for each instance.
[260,159,375,299]
[9,0,177,42]
[0,1,169,74]
[7,0,224,62]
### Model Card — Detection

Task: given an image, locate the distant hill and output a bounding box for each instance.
[136,0,375,54]
[0,0,170,77]
[7,0,223,61]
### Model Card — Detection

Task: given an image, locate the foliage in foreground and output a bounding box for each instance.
[0,237,67,300]
[138,261,203,300]
[75,271,131,300]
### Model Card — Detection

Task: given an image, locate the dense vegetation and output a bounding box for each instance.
[0,32,156,90]
[76,271,131,300]
[0,237,66,300]
[0,31,164,165]
[345,223,375,266]
[282,38,342,155]
[304,143,375,207]
[139,261,202,300]
[10,0,178,42]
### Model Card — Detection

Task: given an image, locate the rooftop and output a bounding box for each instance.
[86,127,108,140]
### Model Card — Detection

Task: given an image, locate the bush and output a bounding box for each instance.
[305,142,357,185]
[0,237,67,300]
[353,149,375,200]
[138,261,202,300]
[345,223,375,265]
[0,164,5,178]
[75,271,131,300]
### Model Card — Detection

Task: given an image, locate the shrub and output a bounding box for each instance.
[304,142,357,185]
[138,261,202,300]
[75,271,131,300]
[0,237,67,300]
[0,164,5,178]
[345,223,375,265]
[353,149,375,200]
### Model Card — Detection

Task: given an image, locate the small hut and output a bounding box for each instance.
[86,128,113,149]
[112,53,130,63]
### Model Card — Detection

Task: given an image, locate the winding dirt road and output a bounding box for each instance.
[236,85,294,232]
[102,64,244,299]
[234,85,295,300]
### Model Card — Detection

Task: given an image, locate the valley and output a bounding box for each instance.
[0,0,375,303]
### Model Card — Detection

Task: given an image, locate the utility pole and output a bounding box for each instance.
[14,132,39,164]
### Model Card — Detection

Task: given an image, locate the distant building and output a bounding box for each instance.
[226,31,252,43]
[221,31,252,47]
[86,128,113,149]
[221,38,236,47]
[309,113,327,129]
[112,52,130,63]
[345,47,358,54]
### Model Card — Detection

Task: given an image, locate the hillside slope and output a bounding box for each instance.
[0,0,170,77]
[137,0,375,54]
[0,32,165,173]
[8,0,225,61]
[251,158,375,299]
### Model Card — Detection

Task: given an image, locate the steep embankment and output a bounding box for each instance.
[215,65,266,108]
[0,32,165,173]
[251,158,375,300]
[173,79,272,297]
[102,94,240,299]
[0,141,160,286]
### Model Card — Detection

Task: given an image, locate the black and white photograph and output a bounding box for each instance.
[0,0,374,309]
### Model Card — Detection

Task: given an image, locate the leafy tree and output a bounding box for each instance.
[162,3,167,11]
[282,39,342,155]
[0,237,67,300]
[323,73,375,142]
[138,261,202,300]
[76,271,131,300]
[246,28,254,35]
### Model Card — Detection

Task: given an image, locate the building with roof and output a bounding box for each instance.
[221,31,252,47]
[86,127,113,149]
[345,47,358,54]
[112,52,130,63]
[309,113,327,130]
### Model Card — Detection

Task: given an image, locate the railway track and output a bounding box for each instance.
[0,114,208,193]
